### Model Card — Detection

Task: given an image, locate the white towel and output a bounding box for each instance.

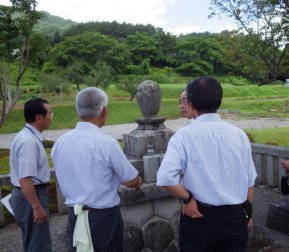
[73,204,94,252]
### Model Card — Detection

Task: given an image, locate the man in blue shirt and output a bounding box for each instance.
[10,98,53,252]
[52,87,142,252]
[157,76,257,252]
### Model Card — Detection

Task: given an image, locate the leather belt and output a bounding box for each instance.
[13,183,49,190]
[82,206,100,211]
[196,201,215,208]
[196,200,244,209]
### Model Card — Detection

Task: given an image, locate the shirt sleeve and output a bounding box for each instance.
[17,141,39,178]
[246,141,257,187]
[157,134,185,186]
[109,139,138,183]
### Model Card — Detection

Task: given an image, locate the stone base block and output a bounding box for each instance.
[142,216,174,251]
[123,128,174,158]
[143,155,164,183]
[266,199,289,234]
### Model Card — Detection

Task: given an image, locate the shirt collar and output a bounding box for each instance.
[76,121,100,131]
[195,113,221,122]
[25,123,44,141]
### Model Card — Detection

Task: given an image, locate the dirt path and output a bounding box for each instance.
[1,117,289,149]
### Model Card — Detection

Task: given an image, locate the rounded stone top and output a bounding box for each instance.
[136,80,161,117]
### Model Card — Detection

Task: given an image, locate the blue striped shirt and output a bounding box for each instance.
[157,113,257,205]
[10,124,51,187]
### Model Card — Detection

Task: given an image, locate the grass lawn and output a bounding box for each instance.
[2,83,289,134]
[245,127,289,147]
[0,149,10,174]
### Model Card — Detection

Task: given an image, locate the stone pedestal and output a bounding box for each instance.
[266,199,289,234]
[123,128,174,158]
[124,79,174,158]
[136,117,165,130]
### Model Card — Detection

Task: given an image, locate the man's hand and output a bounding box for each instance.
[123,176,142,190]
[247,218,253,228]
[283,159,289,172]
[19,177,47,224]
[182,198,203,218]
[33,206,47,224]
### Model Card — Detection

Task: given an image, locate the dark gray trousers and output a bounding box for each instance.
[10,187,52,252]
[68,205,123,252]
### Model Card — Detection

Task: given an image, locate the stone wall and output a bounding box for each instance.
[251,143,289,188]
[119,154,181,251]
[119,184,180,251]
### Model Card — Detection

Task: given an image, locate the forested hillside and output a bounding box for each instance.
[1,3,289,97]
[36,11,76,36]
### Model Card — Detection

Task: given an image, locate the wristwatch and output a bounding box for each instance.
[182,190,193,204]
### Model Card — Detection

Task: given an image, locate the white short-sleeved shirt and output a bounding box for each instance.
[157,113,257,206]
[51,122,138,208]
[10,124,51,186]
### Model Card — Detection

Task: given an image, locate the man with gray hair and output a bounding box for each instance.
[52,87,142,252]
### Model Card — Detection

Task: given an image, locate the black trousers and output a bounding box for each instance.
[68,205,123,252]
[180,203,248,252]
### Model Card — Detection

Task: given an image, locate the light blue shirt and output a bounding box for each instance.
[157,113,257,206]
[10,124,51,186]
[51,122,138,208]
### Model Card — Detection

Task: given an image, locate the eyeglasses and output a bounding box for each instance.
[179,98,188,105]
[47,112,54,119]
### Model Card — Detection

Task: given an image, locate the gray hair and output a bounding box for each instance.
[76,87,108,118]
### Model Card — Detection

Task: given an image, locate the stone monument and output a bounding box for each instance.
[266,199,289,235]
[120,80,180,251]
[123,80,174,158]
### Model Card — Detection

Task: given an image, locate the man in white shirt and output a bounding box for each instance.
[179,89,195,119]
[52,87,142,252]
[9,98,53,252]
[157,76,257,252]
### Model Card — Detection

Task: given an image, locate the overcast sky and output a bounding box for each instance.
[0,0,238,35]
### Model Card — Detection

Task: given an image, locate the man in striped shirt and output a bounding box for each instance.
[157,76,257,252]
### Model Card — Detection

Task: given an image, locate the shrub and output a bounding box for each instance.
[218,76,252,86]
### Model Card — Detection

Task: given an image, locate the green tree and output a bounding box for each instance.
[84,61,112,89]
[45,32,129,77]
[210,0,289,83]
[61,61,86,91]
[0,0,43,127]
[29,32,52,67]
[126,32,158,65]
[153,31,177,67]
[63,21,159,40]
[40,73,69,103]
[115,75,145,101]
[216,31,267,78]
[175,35,222,76]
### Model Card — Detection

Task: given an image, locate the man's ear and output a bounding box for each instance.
[35,114,43,122]
[100,107,107,118]
[189,103,199,118]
